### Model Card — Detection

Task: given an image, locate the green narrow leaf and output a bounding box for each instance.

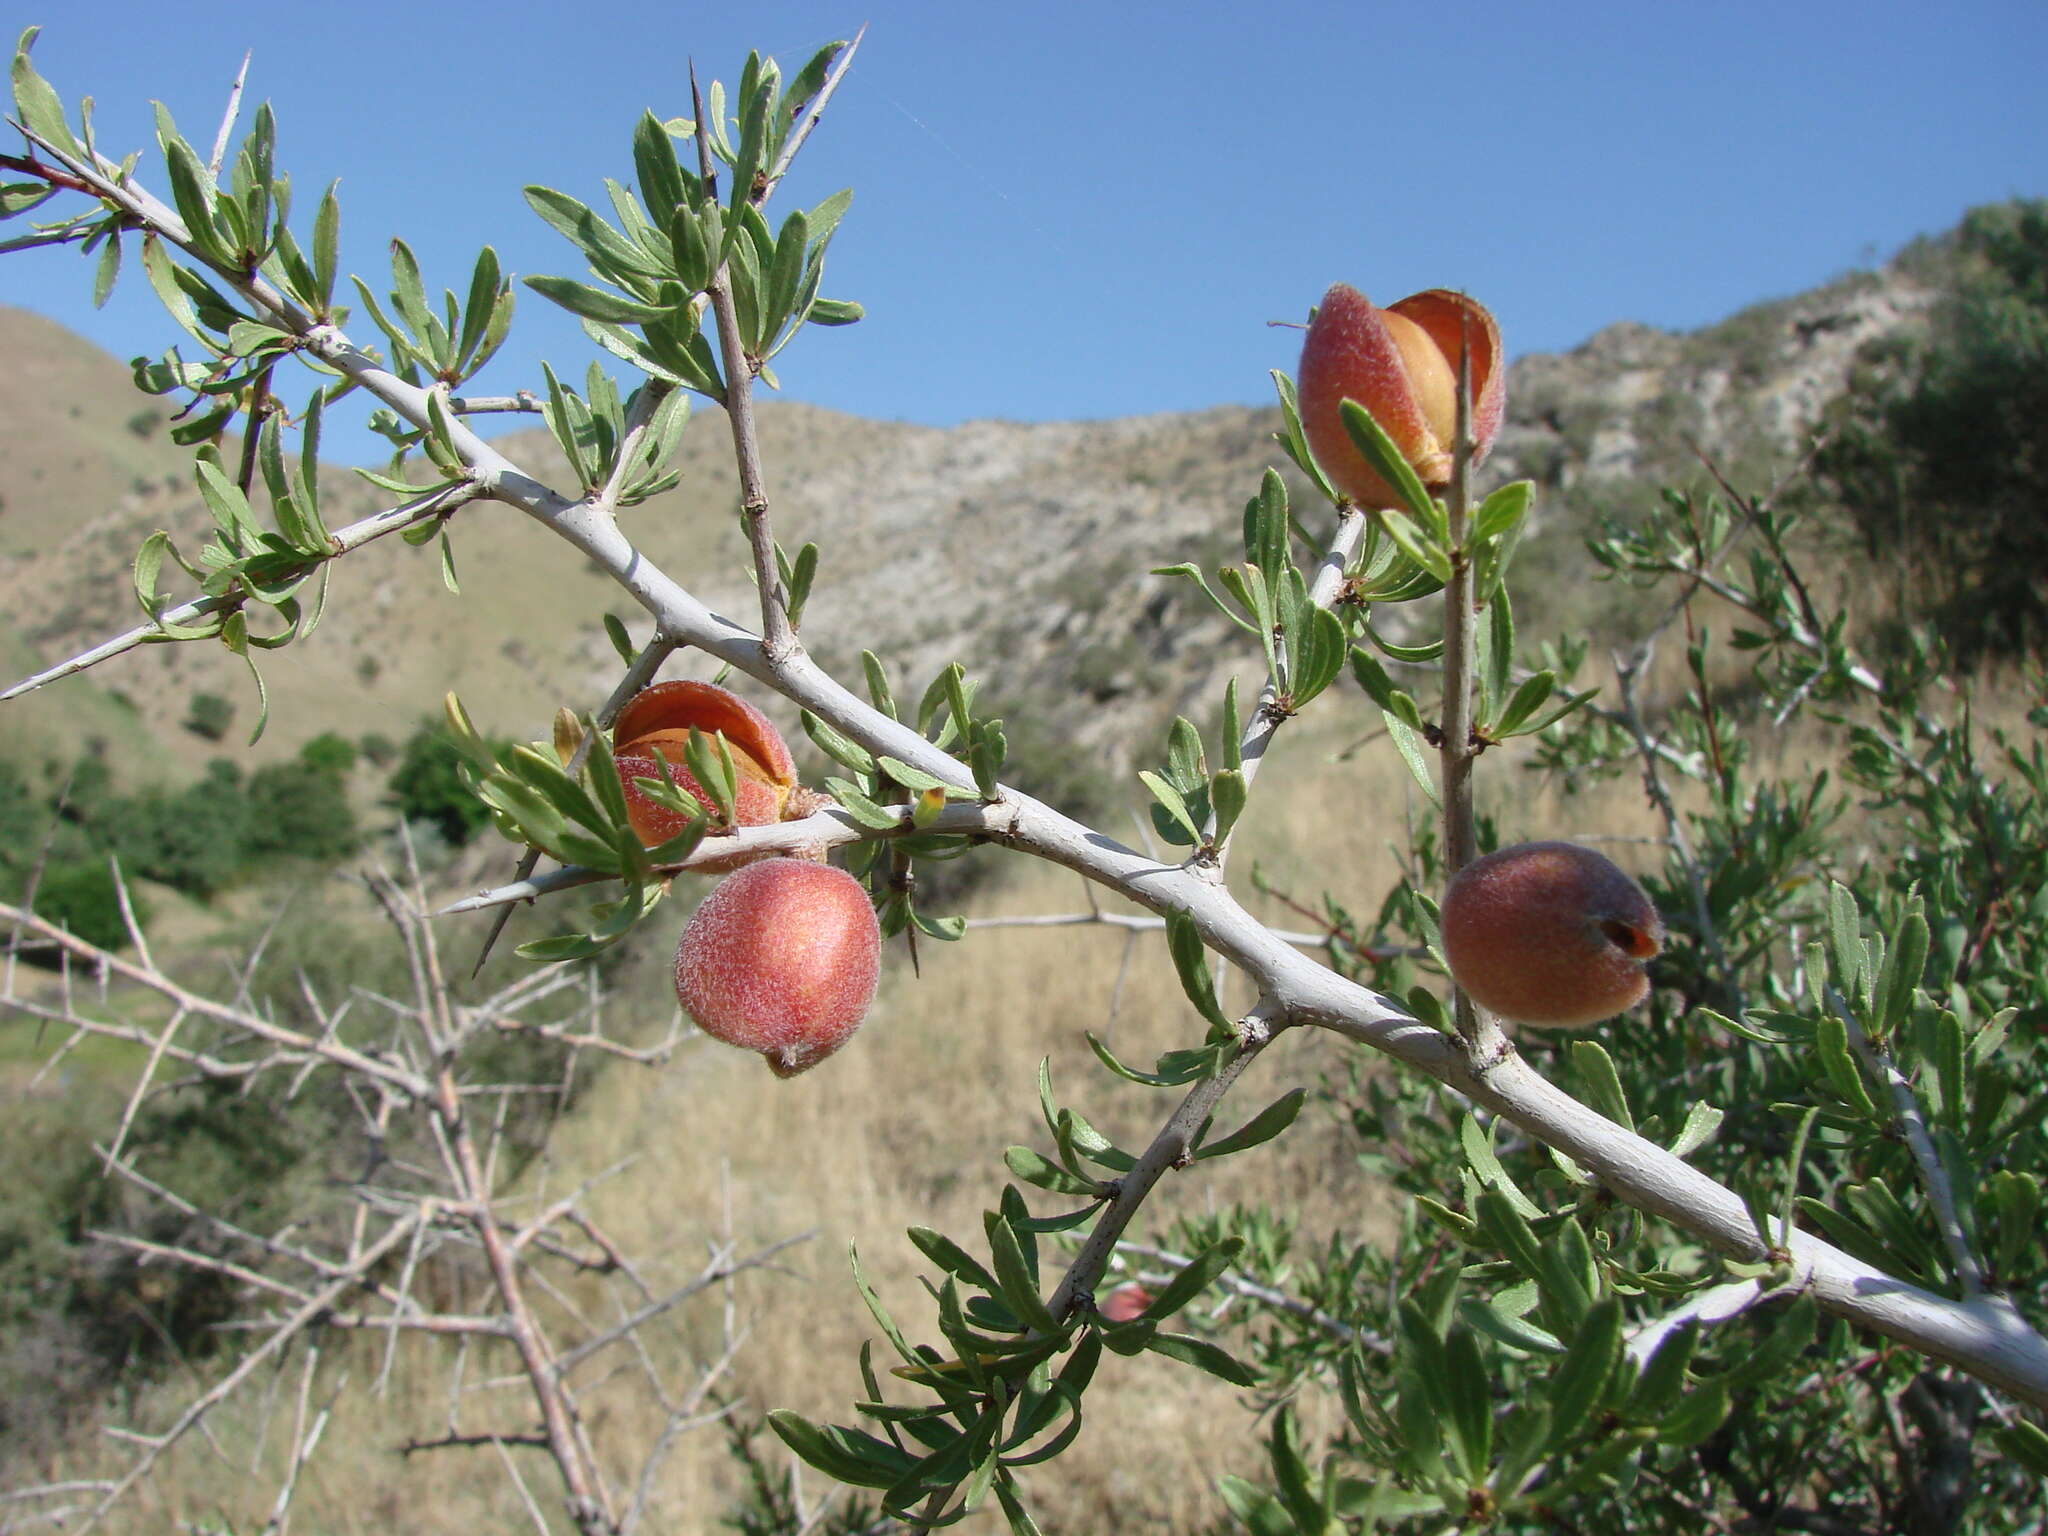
[1656,1378,1730,1447]
[1139,770,1203,847]
[91,231,121,307]
[1879,898,1929,1036]
[1544,1298,1624,1450]
[1480,590,1514,724]
[1826,882,1864,994]
[310,180,340,307]
[437,525,460,593]
[603,612,636,665]
[1165,910,1231,1030]
[767,1410,915,1489]
[1337,400,1435,522]
[1289,607,1345,708]
[132,530,170,618]
[1668,1101,1724,1159]
[861,651,897,718]
[1457,1294,1562,1355]
[1266,1405,1326,1536]
[1209,767,1248,845]
[1219,677,1243,770]
[1217,1476,1296,1536]
[12,29,85,162]
[1384,712,1438,804]
[1153,562,1262,635]
[825,778,899,829]
[1471,480,1533,544]
[1792,1196,1914,1276]
[802,709,875,773]
[1461,1115,1544,1218]
[1195,1088,1305,1161]
[984,1212,1061,1335]
[1143,1330,1260,1386]
[1349,647,1414,720]
[1131,1236,1244,1324]
[1626,1321,1698,1423]
[1988,1170,2041,1282]
[876,755,951,795]
[1269,368,1339,504]
[457,245,503,369]
[527,273,668,325]
[1243,468,1290,578]
[1813,1012,1880,1118]
[1996,1418,2048,1478]
[906,1226,1000,1294]
[193,458,261,547]
[1492,670,1558,739]
[1570,1041,1634,1133]
[1003,1146,1103,1197]
[1474,1189,1548,1284]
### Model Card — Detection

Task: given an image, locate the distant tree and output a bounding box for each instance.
[92,762,251,898]
[297,730,358,776]
[387,723,494,846]
[242,761,358,862]
[182,690,235,741]
[22,858,140,953]
[1819,198,2048,657]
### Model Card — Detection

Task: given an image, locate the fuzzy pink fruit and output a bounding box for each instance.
[674,859,881,1077]
[1297,285,1503,511]
[1440,841,1662,1028]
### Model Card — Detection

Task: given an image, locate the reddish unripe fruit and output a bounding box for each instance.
[1440,841,1663,1028]
[1297,284,1504,511]
[1098,1283,1153,1324]
[612,680,801,868]
[674,859,881,1077]
[613,754,783,845]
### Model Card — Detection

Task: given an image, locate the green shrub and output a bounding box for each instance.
[24,859,143,952]
[181,690,234,741]
[387,722,496,846]
[1818,198,2048,657]
[89,761,251,898]
[298,731,359,775]
[242,761,358,862]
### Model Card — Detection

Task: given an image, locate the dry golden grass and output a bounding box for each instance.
[36,659,2035,1533]
[32,707,1425,1533]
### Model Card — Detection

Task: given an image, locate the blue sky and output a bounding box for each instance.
[8,1,2046,465]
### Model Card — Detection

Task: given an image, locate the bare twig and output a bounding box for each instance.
[763,29,866,194]
[689,64,792,659]
[76,1211,424,1534]
[206,53,252,179]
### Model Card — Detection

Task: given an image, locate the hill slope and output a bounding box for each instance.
[0,247,1931,791]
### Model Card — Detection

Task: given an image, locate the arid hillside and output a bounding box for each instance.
[0,247,1927,792]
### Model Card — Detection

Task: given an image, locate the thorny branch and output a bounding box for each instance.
[1,864,813,1534]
